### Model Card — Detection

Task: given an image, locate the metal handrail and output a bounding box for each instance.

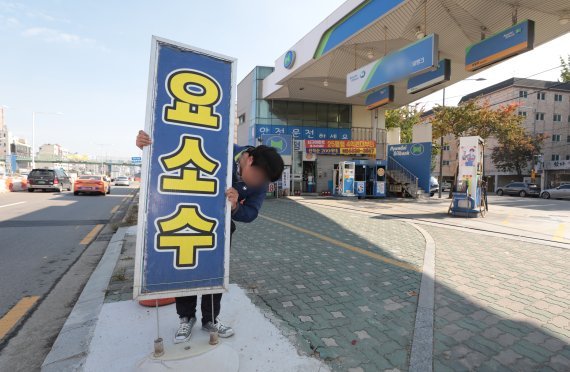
[387,156,420,197]
[388,156,418,184]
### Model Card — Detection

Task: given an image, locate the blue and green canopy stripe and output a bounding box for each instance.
[314,0,405,59]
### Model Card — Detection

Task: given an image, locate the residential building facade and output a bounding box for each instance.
[430,78,570,190]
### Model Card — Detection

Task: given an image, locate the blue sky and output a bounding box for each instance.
[0,0,345,158]
[1,1,568,159]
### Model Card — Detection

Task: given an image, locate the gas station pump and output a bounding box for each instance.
[353,160,387,199]
[449,136,487,217]
[334,161,355,196]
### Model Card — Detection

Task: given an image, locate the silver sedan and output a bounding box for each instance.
[540,184,570,199]
[114,176,131,186]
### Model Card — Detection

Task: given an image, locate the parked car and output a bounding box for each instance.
[496,182,540,197]
[73,175,111,195]
[27,168,72,192]
[114,176,131,186]
[441,181,452,191]
[540,184,570,199]
[429,176,439,197]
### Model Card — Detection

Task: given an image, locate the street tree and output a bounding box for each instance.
[430,100,528,194]
[560,55,570,83]
[491,132,547,176]
[385,105,423,144]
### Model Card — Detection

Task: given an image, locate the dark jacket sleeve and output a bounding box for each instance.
[231,189,266,223]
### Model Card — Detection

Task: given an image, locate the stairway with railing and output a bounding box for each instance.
[386,156,424,199]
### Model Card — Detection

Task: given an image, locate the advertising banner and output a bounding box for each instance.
[388,142,432,193]
[305,140,376,156]
[346,34,438,97]
[305,140,375,149]
[134,37,236,300]
[457,136,484,197]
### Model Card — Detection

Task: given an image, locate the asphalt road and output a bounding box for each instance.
[0,183,138,344]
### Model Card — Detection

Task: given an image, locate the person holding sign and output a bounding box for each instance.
[137,130,284,343]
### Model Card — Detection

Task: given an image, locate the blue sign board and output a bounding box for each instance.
[9,154,17,172]
[131,156,142,163]
[365,85,394,110]
[261,134,292,156]
[134,37,235,300]
[388,142,432,193]
[254,124,351,141]
[407,59,451,94]
[466,20,534,72]
[347,34,438,97]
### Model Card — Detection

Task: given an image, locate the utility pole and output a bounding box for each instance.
[438,88,445,198]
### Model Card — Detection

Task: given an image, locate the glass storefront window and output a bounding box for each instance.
[270,101,287,121]
[327,104,339,125]
[257,99,271,119]
[317,103,328,127]
[288,102,303,121]
[339,105,350,124]
[254,100,352,127]
[303,102,317,121]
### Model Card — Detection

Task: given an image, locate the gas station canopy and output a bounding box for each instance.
[262,0,570,109]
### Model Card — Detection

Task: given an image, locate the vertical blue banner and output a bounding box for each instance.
[134,37,236,300]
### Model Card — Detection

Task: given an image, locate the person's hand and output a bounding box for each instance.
[225,187,238,211]
[136,130,152,150]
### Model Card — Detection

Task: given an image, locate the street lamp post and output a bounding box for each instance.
[437,77,486,198]
[32,111,63,169]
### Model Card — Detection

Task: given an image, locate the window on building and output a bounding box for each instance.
[567,135,570,143]
[537,92,545,100]
[270,101,287,125]
[552,134,561,142]
[327,104,340,128]
[552,154,560,161]
[287,102,303,127]
[316,103,328,128]
[257,99,271,119]
[518,111,527,117]
[566,155,570,161]
[535,112,545,120]
[338,105,351,129]
[553,114,562,122]
[519,90,528,98]
[442,145,450,151]
[238,114,246,125]
[554,94,563,102]
[443,160,450,166]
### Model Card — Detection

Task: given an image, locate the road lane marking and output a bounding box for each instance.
[259,214,420,272]
[80,224,104,245]
[554,223,566,242]
[0,296,40,340]
[0,201,26,209]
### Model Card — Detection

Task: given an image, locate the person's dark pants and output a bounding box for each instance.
[176,221,235,325]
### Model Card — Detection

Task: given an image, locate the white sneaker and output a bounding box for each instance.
[202,319,234,338]
[174,316,196,343]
